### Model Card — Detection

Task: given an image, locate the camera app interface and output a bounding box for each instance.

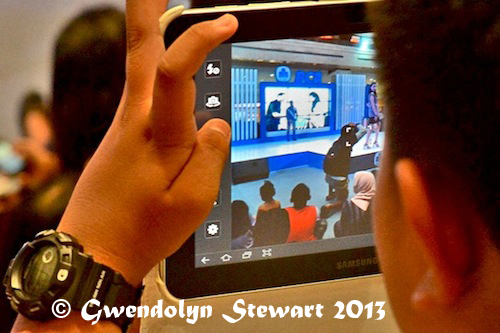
[194,34,382,267]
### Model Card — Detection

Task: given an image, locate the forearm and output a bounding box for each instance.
[6,8,237,333]
[12,313,120,333]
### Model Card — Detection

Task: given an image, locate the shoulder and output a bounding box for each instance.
[306,205,318,215]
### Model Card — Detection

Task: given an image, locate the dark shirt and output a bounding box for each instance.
[324,125,364,177]
[253,208,290,247]
[334,200,372,237]
[286,106,298,122]
[0,172,79,330]
[267,100,281,117]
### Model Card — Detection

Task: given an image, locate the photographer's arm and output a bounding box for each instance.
[11,0,238,331]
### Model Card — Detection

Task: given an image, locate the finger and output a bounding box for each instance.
[150,14,238,147]
[125,0,168,106]
[163,119,230,251]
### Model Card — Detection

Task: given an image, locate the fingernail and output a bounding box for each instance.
[214,14,233,27]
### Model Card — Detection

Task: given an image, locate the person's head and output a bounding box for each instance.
[353,171,376,197]
[51,7,126,171]
[369,82,377,94]
[309,92,320,110]
[276,92,285,102]
[289,101,294,107]
[19,92,53,147]
[260,180,276,202]
[290,183,311,209]
[369,1,499,331]
[231,200,251,238]
[339,123,357,142]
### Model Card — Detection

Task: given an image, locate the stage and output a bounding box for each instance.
[231,132,385,163]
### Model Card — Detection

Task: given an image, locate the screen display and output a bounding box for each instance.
[194,34,381,268]
[0,140,25,175]
[23,245,58,297]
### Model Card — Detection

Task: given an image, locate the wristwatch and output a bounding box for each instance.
[3,229,143,331]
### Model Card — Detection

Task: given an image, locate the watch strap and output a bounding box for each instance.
[73,256,143,332]
[50,231,143,332]
[102,269,144,331]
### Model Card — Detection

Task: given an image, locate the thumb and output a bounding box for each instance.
[166,118,230,231]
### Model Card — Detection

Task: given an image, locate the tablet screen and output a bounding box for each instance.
[193,33,380,269]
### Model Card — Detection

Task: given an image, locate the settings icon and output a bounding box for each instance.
[207,224,218,236]
[204,221,221,238]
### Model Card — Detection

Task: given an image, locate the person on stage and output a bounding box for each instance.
[306,92,320,128]
[266,92,285,131]
[364,82,381,149]
[286,100,298,141]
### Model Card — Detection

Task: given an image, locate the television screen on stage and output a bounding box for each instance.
[192,33,382,268]
[262,85,332,137]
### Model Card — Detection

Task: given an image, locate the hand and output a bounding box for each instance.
[14,138,60,190]
[57,0,238,286]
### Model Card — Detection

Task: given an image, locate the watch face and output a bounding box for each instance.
[23,245,58,297]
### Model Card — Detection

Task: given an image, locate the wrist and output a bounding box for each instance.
[56,221,151,287]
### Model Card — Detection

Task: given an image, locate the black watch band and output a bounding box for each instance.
[3,230,143,332]
[77,261,144,331]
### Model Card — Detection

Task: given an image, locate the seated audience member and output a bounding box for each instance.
[18,92,53,150]
[323,123,366,201]
[285,183,317,242]
[334,171,375,237]
[253,207,290,247]
[3,8,125,330]
[11,7,125,240]
[15,92,60,191]
[9,1,500,332]
[257,180,280,215]
[231,200,254,249]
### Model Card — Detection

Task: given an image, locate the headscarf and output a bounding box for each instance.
[351,171,376,211]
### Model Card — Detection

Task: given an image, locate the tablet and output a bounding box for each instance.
[164,0,381,299]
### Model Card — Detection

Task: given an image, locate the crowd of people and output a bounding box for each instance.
[231,171,377,249]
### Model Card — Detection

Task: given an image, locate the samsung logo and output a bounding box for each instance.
[336,257,378,270]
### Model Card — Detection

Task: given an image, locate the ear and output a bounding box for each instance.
[394,159,476,310]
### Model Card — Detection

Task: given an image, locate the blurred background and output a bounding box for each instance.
[0,1,397,332]
[1,0,283,139]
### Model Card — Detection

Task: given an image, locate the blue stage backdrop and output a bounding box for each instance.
[231,67,373,145]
